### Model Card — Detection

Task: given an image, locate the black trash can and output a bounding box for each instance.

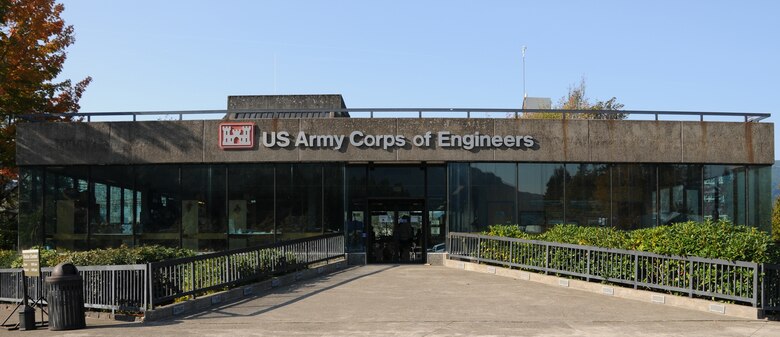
[46,263,86,331]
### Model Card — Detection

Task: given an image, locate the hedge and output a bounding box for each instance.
[0,245,196,268]
[486,220,779,263]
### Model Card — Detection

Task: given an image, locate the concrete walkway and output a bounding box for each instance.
[7,264,780,336]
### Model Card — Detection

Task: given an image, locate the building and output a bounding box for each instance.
[15,95,774,263]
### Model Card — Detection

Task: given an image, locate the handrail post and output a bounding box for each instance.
[633,253,639,289]
[111,269,116,315]
[190,261,196,299]
[753,263,759,308]
[688,259,694,298]
[148,263,154,310]
[585,248,590,282]
[476,236,481,262]
[545,244,550,275]
[509,240,513,267]
[142,265,148,312]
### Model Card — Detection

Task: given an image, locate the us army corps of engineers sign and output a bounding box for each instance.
[220,122,536,151]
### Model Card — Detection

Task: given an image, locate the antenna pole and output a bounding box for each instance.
[274,53,278,94]
[522,46,527,98]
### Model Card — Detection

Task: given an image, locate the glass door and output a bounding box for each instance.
[367,200,425,263]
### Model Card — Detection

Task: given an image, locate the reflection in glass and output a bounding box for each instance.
[612,164,656,229]
[704,165,745,224]
[227,164,274,248]
[45,166,89,250]
[658,165,702,225]
[323,163,344,234]
[471,163,517,229]
[19,167,43,249]
[565,164,610,227]
[277,164,323,241]
[368,166,424,198]
[518,163,564,233]
[427,165,447,250]
[748,166,772,232]
[346,166,367,252]
[90,166,134,249]
[182,165,227,251]
[448,163,472,233]
[136,165,180,247]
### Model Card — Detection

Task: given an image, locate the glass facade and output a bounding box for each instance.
[18,162,772,252]
[447,163,771,234]
[19,163,345,251]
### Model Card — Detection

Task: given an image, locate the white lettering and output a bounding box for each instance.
[262,132,276,147]
[349,131,364,147]
[333,134,345,150]
[295,131,309,147]
[523,135,535,147]
[438,131,451,147]
[277,131,290,147]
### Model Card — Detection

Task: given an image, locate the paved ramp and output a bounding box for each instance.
[14,265,780,336]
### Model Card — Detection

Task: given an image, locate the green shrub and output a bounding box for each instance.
[0,250,17,268]
[6,245,196,268]
[487,220,778,263]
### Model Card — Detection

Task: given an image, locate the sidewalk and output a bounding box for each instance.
[3,264,780,336]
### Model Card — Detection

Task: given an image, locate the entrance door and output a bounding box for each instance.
[367,200,425,263]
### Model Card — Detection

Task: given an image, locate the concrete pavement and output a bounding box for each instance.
[5,264,780,336]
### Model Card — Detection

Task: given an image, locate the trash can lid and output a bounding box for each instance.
[51,262,79,277]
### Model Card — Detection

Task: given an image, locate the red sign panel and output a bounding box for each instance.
[219,122,255,149]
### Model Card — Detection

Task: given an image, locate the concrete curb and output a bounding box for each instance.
[444,258,762,320]
[143,259,348,322]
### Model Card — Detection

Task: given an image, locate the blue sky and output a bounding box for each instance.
[57,1,779,154]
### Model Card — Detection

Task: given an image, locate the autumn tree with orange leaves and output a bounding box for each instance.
[0,0,91,249]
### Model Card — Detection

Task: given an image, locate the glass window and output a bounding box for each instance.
[90,166,134,249]
[518,163,565,233]
[368,166,425,198]
[470,163,517,230]
[227,164,274,248]
[18,167,44,249]
[565,164,610,227]
[346,165,367,252]
[704,165,746,224]
[448,163,472,233]
[277,164,323,241]
[182,165,227,251]
[611,164,656,230]
[44,166,89,250]
[323,163,344,234]
[427,165,447,250]
[748,166,772,232]
[658,164,702,225]
[136,165,180,247]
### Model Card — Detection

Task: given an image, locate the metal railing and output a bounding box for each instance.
[19,108,770,123]
[148,233,345,308]
[1,234,345,313]
[0,264,148,313]
[448,232,771,308]
[763,263,780,311]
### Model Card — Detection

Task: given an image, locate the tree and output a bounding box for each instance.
[0,0,91,249]
[522,78,626,119]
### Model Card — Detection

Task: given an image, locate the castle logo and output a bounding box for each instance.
[219,122,255,149]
